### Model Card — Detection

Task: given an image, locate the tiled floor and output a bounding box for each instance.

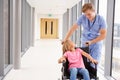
[3,39,108,80]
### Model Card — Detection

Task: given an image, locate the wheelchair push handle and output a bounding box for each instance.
[85,42,90,46]
[85,42,89,44]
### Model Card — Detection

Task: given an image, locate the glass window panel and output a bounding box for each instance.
[5,0,10,68]
[112,0,120,79]
[98,0,107,70]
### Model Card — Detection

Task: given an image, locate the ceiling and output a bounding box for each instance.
[27,0,81,14]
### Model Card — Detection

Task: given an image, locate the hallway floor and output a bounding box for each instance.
[3,39,107,80]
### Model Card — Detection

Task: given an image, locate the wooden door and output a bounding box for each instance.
[41,18,58,39]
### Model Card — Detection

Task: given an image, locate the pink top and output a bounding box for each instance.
[64,48,85,69]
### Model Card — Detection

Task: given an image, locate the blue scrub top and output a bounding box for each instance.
[76,14,107,46]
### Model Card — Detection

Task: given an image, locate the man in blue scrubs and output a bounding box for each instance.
[62,3,107,68]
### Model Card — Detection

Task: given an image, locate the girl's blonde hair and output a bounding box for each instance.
[62,40,73,53]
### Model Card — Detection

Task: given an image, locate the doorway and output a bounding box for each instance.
[40,18,58,39]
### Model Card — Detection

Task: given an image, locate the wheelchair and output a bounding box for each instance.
[61,47,99,80]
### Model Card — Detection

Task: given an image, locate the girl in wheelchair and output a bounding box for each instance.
[58,39,98,80]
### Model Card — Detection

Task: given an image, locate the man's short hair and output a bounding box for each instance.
[82,3,95,13]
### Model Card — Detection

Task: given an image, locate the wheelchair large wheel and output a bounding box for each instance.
[62,76,66,80]
[95,77,99,80]
[78,78,82,80]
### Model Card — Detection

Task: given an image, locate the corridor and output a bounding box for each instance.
[3,39,107,80]
[0,0,120,80]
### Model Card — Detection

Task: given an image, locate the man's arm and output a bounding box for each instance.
[63,23,78,42]
[88,28,107,45]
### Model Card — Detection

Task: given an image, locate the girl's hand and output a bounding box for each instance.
[58,57,66,63]
[90,58,98,64]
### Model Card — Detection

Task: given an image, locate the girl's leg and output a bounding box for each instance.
[78,68,90,80]
[69,68,78,80]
